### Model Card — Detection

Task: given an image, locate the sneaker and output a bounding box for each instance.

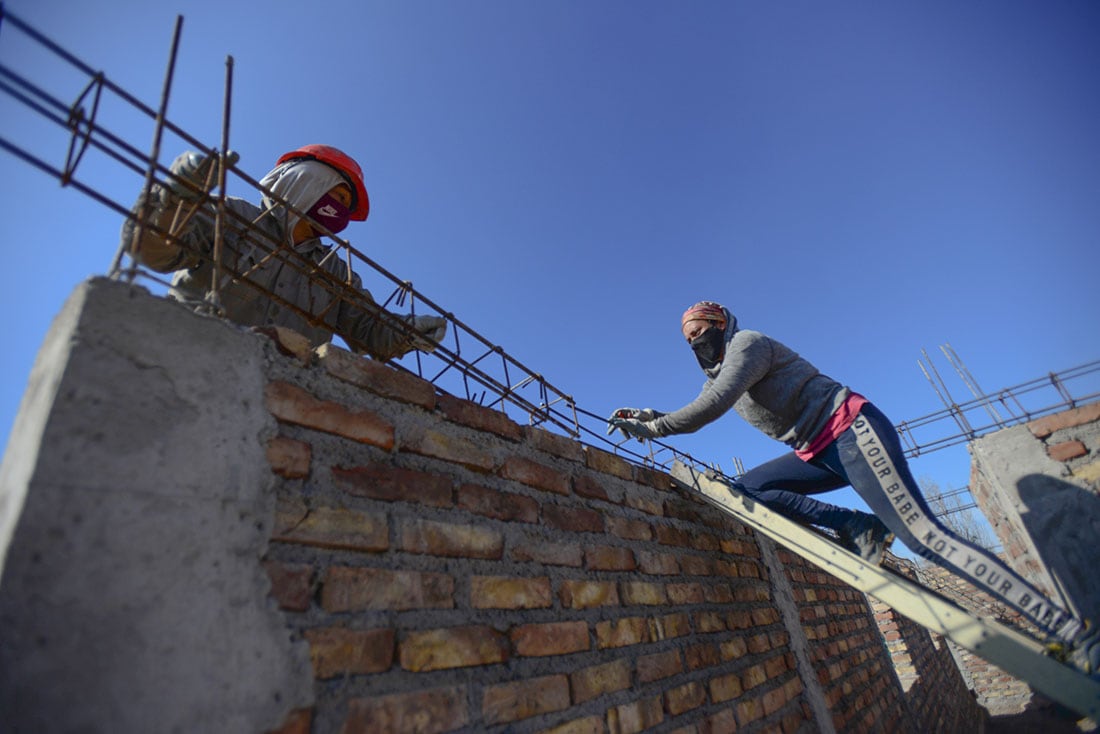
[1063,619,1100,680]
[837,512,894,566]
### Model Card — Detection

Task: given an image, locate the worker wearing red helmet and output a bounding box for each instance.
[122,144,445,360]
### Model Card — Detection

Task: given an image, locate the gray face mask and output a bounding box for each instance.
[690,326,725,369]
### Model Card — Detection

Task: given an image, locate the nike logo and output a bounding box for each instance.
[318,204,339,218]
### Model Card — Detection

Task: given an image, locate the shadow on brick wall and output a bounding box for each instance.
[1016,474,1100,619]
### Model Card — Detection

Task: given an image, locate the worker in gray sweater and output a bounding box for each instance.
[608,300,1096,678]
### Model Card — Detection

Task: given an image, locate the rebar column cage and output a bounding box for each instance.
[1,7,1097,482]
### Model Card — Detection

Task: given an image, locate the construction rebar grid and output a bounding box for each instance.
[2,9,1097,485]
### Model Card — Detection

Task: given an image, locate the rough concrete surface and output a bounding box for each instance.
[0,278,313,734]
[971,425,1100,621]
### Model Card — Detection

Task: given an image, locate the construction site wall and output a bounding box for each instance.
[0,278,986,734]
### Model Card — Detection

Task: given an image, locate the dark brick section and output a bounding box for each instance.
[256,338,992,733]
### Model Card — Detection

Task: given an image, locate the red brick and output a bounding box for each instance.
[720,637,748,661]
[560,580,620,609]
[691,533,722,551]
[701,710,736,734]
[482,674,570,725]
[679,555,713,575]
[511,621,590,656]
[399,518,503,559]
[321,566,454,612]
[736,699,762,726]
[1028,402,1100,438]
[523,425,586,462]
[637,649,682,682]
[709,672,743,703]
[438,393,523,440]
[607,696,663,734]
[457,483,538,522]
[540,715,603,734]
[273,499,388,553]
[595,617,649,649]
[471,576,552,609]
[695,611,727,633]
[499,456,571,495]
[583,446,633,480]
[741,663,767,690]
[253,325,313,363]
[620,581,668,606]
[704,584,734,604]
[573,473,611,501]
[666,681,706,715]
[625,494,664,516]
[400,625,508,671]
[637,551,680,575]
[763,684,788,715]
[264,708,312,734]
[655,525,693,547]
[343,686,467,734]
[665,498,708,524]
[685,642,720,671]
[402,426,496,472]
[304,626,394,679]
[333,463,453,507]
[264,381,394,449]
[266,436,311,478]
[633,465,671,490]
[606,516,652,541]
[667,583,705,605]
[543,504,603,533]
[263,560,313,612]
[650,613,691,640]
[571,659,632,704]
[1048,440,1088,461]
[585,545,636,571]
[316,343,436,409]
[512,540,584,567]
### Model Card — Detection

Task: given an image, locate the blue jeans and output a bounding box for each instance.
[736,402,1078,637]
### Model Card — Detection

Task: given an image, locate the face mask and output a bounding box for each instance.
[690,326,726,369]
[305,192,351,235]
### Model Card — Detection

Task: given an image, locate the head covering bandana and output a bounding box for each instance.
[259,159,347,246]
[681,300,728,328]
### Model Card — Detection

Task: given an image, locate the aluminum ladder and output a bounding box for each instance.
[669,461,1100,720]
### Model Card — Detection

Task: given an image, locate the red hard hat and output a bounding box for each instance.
[276,144,370,221]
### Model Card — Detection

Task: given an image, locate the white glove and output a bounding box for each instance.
[407,315,448,353]
[166,149,239,201]
[606,407,661,441]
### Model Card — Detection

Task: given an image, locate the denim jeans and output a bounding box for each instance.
[735,402,1078,637]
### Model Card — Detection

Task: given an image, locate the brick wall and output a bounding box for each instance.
[0,281,992,733]
[254,329,986,733]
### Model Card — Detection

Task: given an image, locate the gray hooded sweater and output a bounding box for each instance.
[653,307,849,453]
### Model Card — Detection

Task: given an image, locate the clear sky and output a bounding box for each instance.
[1,1,1098,531]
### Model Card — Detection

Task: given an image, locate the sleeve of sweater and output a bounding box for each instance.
[653,331,773,436]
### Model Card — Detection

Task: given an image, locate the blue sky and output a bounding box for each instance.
[1,1,1098,531]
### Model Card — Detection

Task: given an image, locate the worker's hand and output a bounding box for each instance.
[166,149,240,201]
[606,407,661,441]
[407,315,448,353]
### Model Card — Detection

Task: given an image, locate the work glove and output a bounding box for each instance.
[166,149,240,201]
[407,315,448,353]
[606,407,661,441]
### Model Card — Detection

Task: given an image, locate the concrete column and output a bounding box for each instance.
[0,278,312,734]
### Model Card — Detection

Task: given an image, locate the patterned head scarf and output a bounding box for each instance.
[681,301,728,329]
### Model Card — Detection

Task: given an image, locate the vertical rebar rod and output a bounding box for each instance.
[942,343,1003,425]
[109,15,183,279]
[209,54,234,310]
